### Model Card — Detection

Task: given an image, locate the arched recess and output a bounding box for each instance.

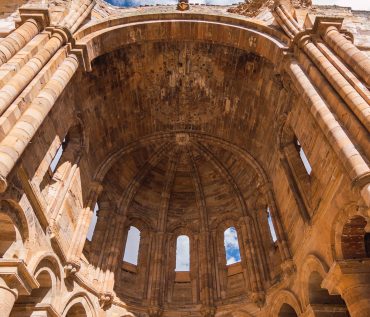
[278,304,298,317]
[166,226,196,304]
[331,204,370,261]
[62,294,96,317]
[299,254,349,314]
[0,200,29,259]
[299,254,329,307]
[114,217,152,300]
[269,290,302,317]
[278,117,312,221]
[40,121,84,204]
[213,216,250,299]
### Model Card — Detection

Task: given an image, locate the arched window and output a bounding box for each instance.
[224,227,241,265]
[267,207,277,242]
[123,226,141,265]
[86,202,99,241]
[175,235,190,271]
[295,138,312,175]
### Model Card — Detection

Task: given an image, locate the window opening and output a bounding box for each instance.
[295,138,312,175]
[365,233,370,258]
[175,235,190,271]
[267,207,278,242]
[86,203,99,241]
[50,137,68,173]
[123,226,141,265]
[224,227,241,265]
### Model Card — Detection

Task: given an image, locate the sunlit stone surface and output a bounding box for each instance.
[0,0,369,316]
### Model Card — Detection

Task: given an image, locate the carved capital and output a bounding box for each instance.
[0,259,39,296]
[18,6,50,30]
[99,292,114,310]
[64,260,81,278]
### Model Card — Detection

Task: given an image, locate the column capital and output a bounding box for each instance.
[322,259,370,295]
[312,16,343,35]
[0,259,38,296]
[18,7,51,31]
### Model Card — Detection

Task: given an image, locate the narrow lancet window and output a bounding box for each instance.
[50,138,67,173]
[175,235,190,271]
[123,226,141,265]
[87,202,99,241]
[295,138,312,175]
[267,207,278,242]
[224,227,241,265]
[365,233,370,258]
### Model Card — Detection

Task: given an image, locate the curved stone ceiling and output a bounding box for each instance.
[62,40,293,179]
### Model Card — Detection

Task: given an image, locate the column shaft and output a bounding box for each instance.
[324,26,370,87]
[0,19,40,67]
[0,54,79,191]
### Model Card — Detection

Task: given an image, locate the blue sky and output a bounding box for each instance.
[105,0,370,9]
[224,227,241,265]
[313,0,370,10]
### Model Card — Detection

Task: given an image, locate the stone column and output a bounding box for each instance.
[0,54,79,192]
[286,61,370,207]
[0,277,18,317]
[322,259,370,317]
[323,26,370,87]
[0,19,40,66]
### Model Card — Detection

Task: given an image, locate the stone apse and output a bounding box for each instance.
[0,0,369,316]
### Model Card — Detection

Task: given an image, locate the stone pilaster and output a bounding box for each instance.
[322,259,370,317]
[0,260,39,317]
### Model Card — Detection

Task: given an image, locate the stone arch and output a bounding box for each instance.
[62,293,96,317]
[269,290,302,317]
[331,203,370,260]
[0,200,29,259]
[74,13,288,71]
[299,254,329,307]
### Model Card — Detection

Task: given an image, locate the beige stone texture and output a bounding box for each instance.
[0,1,368,317]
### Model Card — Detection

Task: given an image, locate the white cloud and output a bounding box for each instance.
[313,0,370,10]
[123,226,141,265]
[176,235,190,271]
[224,227,241,264]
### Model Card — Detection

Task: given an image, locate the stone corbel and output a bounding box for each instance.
[64,260,81,278]
[0,259,39,296]
[18,6,51,31]
[98,292,114,310]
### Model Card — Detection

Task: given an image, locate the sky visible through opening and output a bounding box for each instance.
[105,0,370,9]
[123,226,141,265]
[87,203,99,241]
[176,235,190,271]
[224,227,241,265]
